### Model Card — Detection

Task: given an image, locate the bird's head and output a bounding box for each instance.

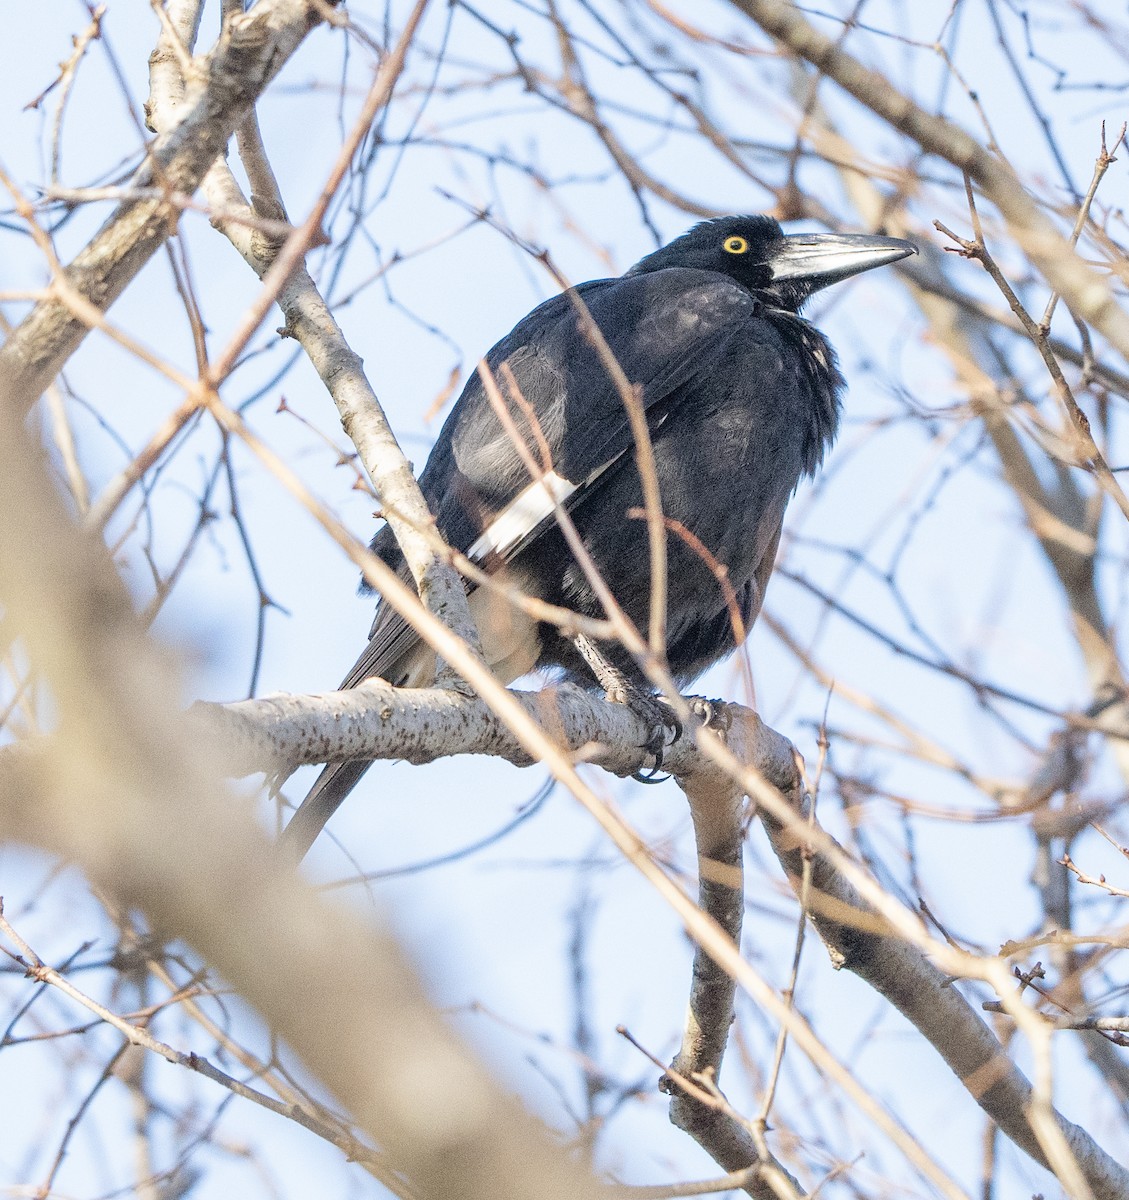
[627,215,916,312]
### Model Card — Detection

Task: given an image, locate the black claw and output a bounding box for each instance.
[630,707,680,784]
[632,765,671,784]
[630,698,731,781]
[633,738,670,783]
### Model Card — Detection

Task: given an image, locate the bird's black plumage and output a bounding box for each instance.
[282,215,915,858]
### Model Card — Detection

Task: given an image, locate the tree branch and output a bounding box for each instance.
[0,388,617,1200]
[730,0,1129,364]
[0,0,338,414]
[196,683,1129,1198]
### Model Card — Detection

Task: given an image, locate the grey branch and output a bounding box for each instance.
[759,791,1129,1200]
[0,0,338,414]
[0,370,617,1200]
[154,0,482,663]
[196,680,1129,1198]
[669,750,802,1199]
[731,0,1129,365]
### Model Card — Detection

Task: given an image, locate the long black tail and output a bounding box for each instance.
[277,588,424,861]
[277,759,376,862]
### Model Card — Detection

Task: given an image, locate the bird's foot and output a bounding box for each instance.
[618,688,680,785]
[627,695,732,781]
[685,695,732,734]
[570,634,679,781]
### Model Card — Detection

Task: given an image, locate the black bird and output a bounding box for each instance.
[282,215,915,858]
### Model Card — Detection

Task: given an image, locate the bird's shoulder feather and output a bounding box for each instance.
[369,268,800,572]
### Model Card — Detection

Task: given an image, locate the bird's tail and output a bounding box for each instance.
[278,572,543,861]
[277,758,375,863]
[277,596,431,862]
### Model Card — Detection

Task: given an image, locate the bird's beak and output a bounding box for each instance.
[769,231,916,291]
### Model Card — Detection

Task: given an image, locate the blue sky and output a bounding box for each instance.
[3,2,1129,1197]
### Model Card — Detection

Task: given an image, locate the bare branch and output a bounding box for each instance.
[730,0,1129,363]
[0,0,338,413]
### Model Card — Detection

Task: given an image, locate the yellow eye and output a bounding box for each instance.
[723,236,748,254]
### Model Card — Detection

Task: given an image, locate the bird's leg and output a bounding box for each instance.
[570,634,680,781]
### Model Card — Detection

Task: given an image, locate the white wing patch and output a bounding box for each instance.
[468,470,577,562]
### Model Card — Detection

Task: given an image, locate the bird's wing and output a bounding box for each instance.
[280,271,762,859]
[359,269,761,668]
[434,269,762,559]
